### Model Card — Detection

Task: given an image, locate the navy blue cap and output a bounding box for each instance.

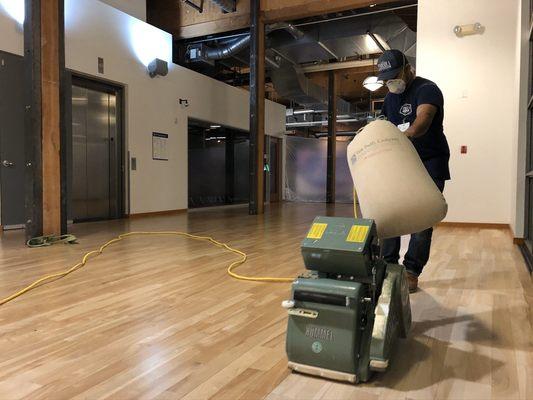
[377,49,408,81]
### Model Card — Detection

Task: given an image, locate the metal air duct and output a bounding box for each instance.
[271,64,353,115]
[208,0,236,13]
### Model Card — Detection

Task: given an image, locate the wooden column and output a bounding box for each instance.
[249,0,265,215]
[326,70,337,204]
[24,0,65,239]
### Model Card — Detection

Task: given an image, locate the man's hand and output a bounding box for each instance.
[404,104,438,139]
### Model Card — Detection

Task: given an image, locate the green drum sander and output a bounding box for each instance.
[283,216,411,383]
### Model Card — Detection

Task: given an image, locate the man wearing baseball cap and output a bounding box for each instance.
[377,49,450,293]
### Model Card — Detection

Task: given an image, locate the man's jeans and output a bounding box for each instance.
[381,179,445,277]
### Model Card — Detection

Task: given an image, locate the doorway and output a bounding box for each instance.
[266,136,282,203]
[69,76,124,222]
[0,51,25,229]
[522,1,533,272]
[188,119,249,208]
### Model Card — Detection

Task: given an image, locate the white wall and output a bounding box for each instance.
[99,0,146,21]
[0,0,286,215]
[417,0,520,224]
[0,5,23,56]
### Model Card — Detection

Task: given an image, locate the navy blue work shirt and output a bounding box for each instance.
[381,77,451,180]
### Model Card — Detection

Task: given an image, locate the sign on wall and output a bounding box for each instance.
[152,132,168,161]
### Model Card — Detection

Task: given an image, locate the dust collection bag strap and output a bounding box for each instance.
[27,234,78,248]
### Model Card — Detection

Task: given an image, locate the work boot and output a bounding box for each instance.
[406,272,418,293]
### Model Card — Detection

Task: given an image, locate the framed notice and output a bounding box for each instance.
[152,132,168,161]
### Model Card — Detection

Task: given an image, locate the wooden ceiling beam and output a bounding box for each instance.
[263,0,399,23]
[179,14,250,39]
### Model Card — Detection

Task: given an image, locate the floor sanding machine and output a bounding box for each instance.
[283,216,412,383]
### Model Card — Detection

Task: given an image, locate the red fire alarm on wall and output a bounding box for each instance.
[461,145,468,154]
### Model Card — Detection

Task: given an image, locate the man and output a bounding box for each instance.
[377,49,450,293]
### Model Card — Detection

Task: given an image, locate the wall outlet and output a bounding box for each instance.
[461,145,467,154]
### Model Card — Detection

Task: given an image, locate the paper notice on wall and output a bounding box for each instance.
[152,132,168,161]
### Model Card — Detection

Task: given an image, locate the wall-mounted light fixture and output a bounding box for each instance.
[129,19,172,67]
[454,23,484,38]
[148,58,168,78]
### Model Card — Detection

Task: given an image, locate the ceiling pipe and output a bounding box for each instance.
[314,131,360,138]
[300,59,375,73]
[317,41,339,60]
[367,31,387,52]
[286,118,363,127]
[286,111,379,128]
[265,56,280,69]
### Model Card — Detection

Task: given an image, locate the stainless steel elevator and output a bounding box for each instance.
[71,80,123,222]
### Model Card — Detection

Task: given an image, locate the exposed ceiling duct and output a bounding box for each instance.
[183,8,416,114]
[202,36,250,60]
[268,13,416,67]
[371,15,417,64]
[271,64,353,115]
[187,23,304,63]
[269,13,416,114]
[208,0,236,13]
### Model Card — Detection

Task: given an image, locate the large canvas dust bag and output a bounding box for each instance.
[347,120,447,239]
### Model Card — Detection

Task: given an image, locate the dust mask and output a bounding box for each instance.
[386,79,406,94]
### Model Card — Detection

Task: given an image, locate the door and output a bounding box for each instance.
[71,78,123,222]
[0,51,25,228]
[523,2,533,268]
[269,137,282,202]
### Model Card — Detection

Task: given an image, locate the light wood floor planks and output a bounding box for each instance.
[0,203,531,400]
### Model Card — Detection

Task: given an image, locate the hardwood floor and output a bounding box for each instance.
[0,203,531,400]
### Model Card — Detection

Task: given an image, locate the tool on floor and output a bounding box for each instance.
[283,216,412,383]
[27,234,78,248]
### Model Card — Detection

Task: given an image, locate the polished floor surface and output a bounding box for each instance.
[0,203,531,400]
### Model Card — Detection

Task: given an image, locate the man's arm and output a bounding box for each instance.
[404,104,437,138]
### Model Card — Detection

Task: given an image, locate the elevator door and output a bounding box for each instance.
[71,84,121,221]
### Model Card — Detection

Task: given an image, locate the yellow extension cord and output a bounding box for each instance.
[0,231,296,307]
[0,188,359,306]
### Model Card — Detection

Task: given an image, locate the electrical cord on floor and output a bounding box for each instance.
[0,231,295,307]
[1,191,361,306]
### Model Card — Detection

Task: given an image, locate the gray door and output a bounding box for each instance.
[71,83,121,221]
[0,52,25,228]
